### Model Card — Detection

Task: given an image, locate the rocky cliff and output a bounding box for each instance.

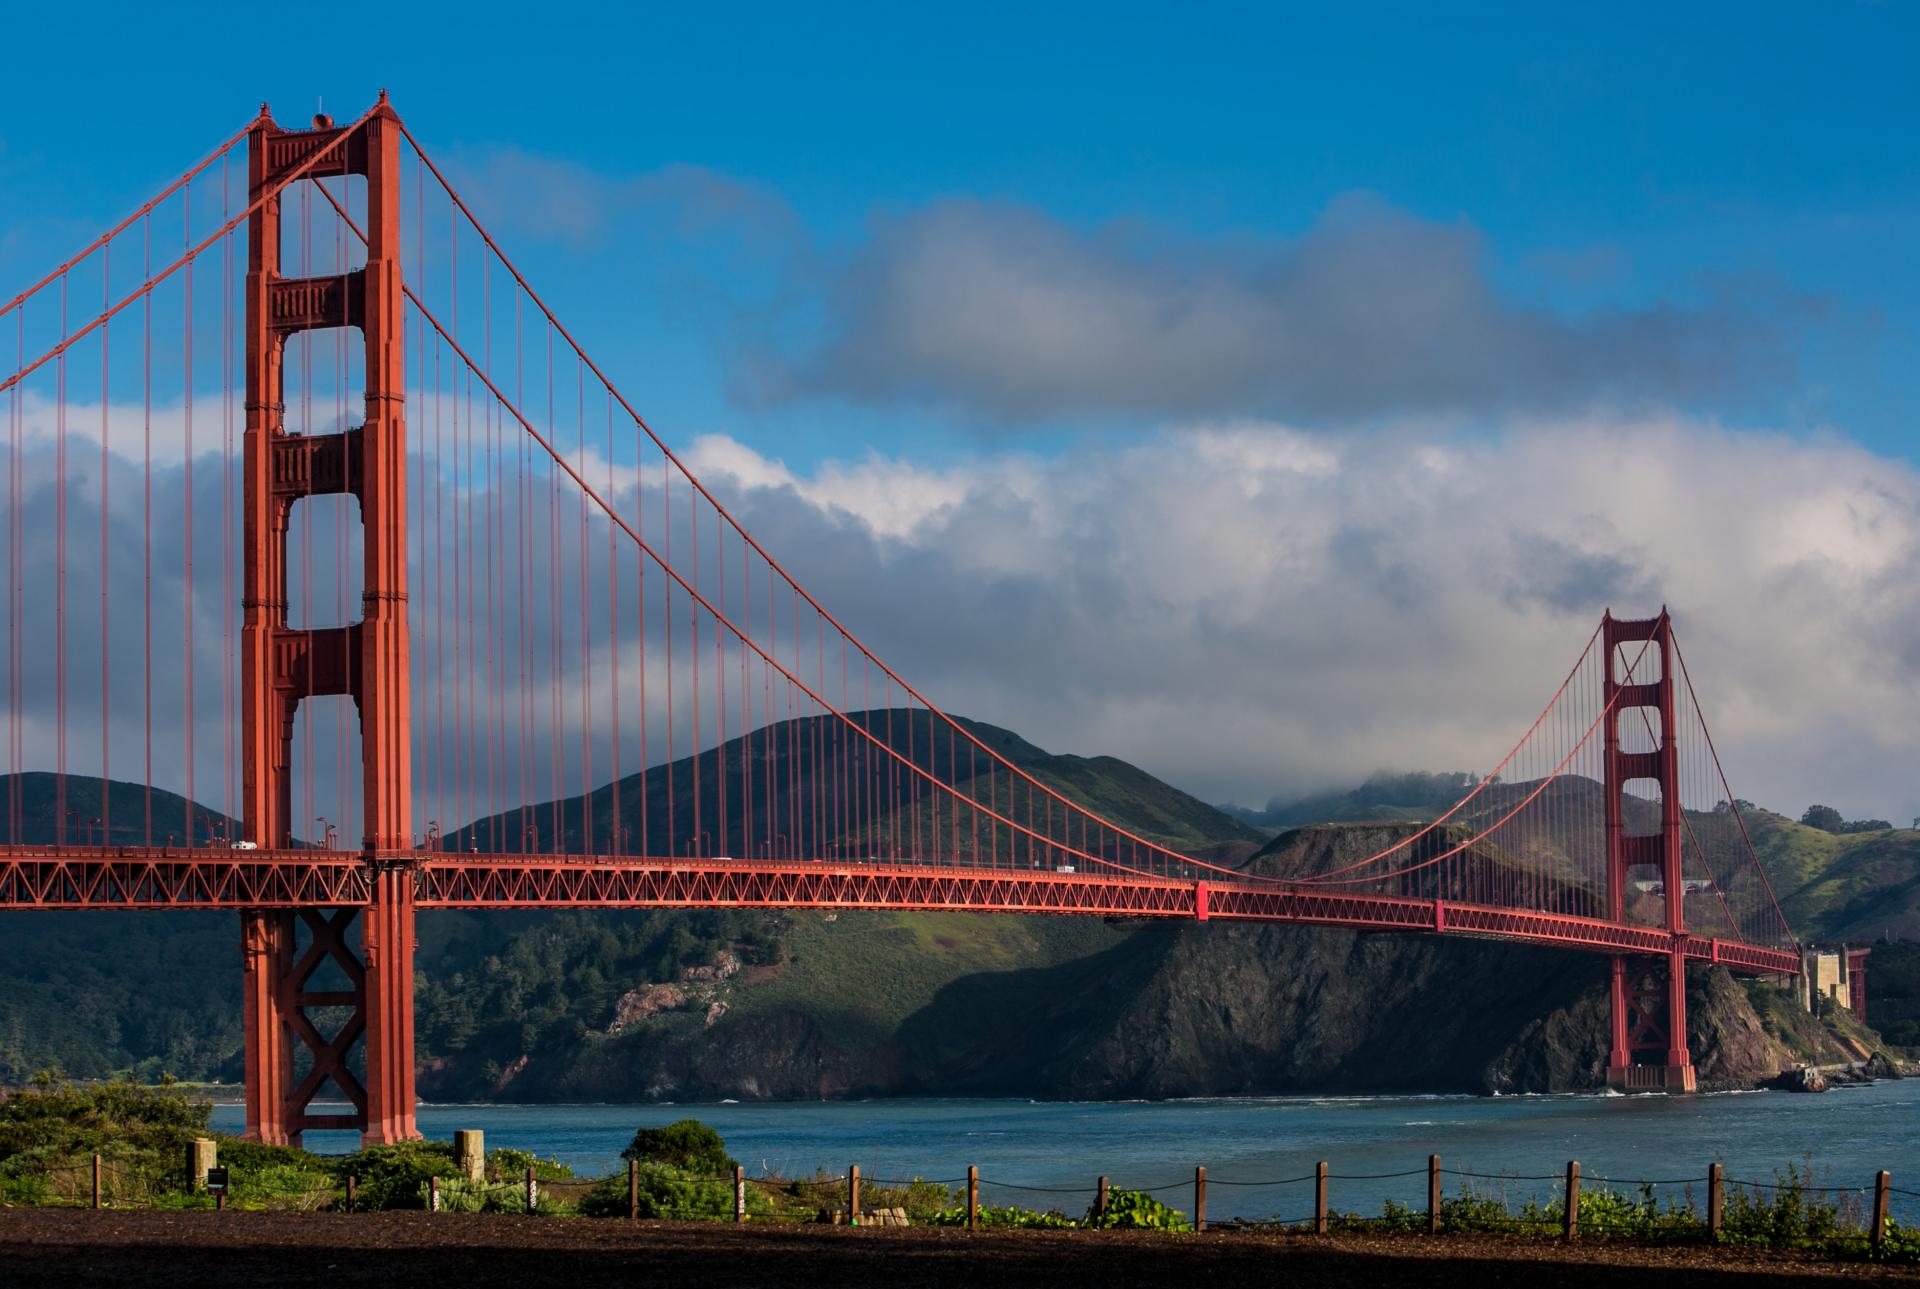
[419,816,1867,1103]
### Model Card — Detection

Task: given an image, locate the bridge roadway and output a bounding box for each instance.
[0,847,1801,976]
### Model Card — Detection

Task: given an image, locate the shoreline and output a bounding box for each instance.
[109,1065,1916,1111]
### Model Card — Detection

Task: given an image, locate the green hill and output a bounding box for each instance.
[1737,811,1920,941]
[0,718,1257,1090]
[451,709,1262,859]
[3,751,1912,1096]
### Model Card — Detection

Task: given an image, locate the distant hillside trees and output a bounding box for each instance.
[1800,804,1894,835]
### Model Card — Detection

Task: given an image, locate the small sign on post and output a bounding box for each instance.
[734,1164,747,1225]
[206,1166,230,1211]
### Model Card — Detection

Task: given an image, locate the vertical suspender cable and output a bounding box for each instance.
[100,243,113,841]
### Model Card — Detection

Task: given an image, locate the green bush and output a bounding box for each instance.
[485,1147,575,1182]
[1085,1188,1191,1231]
[854,1176,959,1222]
[927,1203,1076,1228]
[0,1077,211,1164]
[430,1176,530,1213]
[1720,1165,1857,1247]
[331,1140,458,1211]
[1875,1218,1920,1265]
[619,1120,736,1176]
[229,1161,338,1211]
[577,1162,772,1220]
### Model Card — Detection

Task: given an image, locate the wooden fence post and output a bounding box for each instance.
[92,1154,101,1210]
[1195,1165,1207,1232]
[346,1174,356,1213]
[429,1175,440,1212]
[1427,1155,1441,1234]
[849,1164,860,1224]
[1096,1175,1108,1220]
[525,1165,537,1214]
[967,1165,979,1230]
[1874,1171,1891,1250]
[628,1159,638,1221]
[735,1164,747,1225]
[1707,1163,1722,1239]
[1315,1161,1328,1234]
[1563,1161,1581,1240]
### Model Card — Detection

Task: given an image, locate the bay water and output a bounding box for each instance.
[213,1081,1918,1223]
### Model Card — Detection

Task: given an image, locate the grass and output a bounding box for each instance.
[723,909,1132,1051]
[1744,813,1920,941]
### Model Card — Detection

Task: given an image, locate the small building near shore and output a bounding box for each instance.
[1798,945,1870,1019]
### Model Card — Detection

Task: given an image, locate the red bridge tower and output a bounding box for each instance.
[238,99,417,1144]
[1602,610,1695,1092]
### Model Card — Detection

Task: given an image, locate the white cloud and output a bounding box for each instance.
[6,388,1914,833]
[686,415,1920,821]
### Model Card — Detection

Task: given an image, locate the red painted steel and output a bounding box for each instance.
[238,98,417,1144]
[0,847,1801,977]
[1601,611,1695,1092]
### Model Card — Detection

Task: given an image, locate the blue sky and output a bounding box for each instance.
[3,4,1918,818]
[3,3,1915,466]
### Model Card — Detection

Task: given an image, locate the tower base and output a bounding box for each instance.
[1606,1064,1696,1092]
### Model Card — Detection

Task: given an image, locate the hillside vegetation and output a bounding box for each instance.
[1,736,1913,1096]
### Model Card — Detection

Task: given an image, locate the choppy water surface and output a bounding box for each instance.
[213,1081,1920,1222]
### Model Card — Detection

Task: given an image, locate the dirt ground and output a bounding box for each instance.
[2,1208,1916,1288]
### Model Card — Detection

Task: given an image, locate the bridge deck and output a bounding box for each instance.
[0,847,1801,976]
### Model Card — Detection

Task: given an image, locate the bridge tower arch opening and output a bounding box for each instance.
[238,100,416,1145]
[1601,609,1695,1093]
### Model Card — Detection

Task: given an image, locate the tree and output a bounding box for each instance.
[620,1119,737,1175]
[1800,804,1845,833]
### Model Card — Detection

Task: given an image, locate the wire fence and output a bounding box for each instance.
[6,1147,1914,1260]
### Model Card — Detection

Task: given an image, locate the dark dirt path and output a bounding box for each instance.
[2,1208,1915,1288]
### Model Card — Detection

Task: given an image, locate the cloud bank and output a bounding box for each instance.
[746,194,1806,425]
[681,417,1920,820]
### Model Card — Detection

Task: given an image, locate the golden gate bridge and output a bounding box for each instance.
[0,97,1799,1145]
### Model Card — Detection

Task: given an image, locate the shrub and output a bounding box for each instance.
[619,1120,736,1175]
[1876,1218,1920,1265]
[485,1147,574,1182]
[1719,1165,1858,1247]
[0,1077,211,1164]
[854,1176,960,1222]
[332,1140,458,1211]
[928,1204,1076,1228]
[430,1176,532,1213]
[230,1161,338,1211]
[1085,1188,1191,1231]
[577,1162,772,1220]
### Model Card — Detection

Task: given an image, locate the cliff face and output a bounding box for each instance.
[423,914,1829,1103]
[413,819,1905,1104]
